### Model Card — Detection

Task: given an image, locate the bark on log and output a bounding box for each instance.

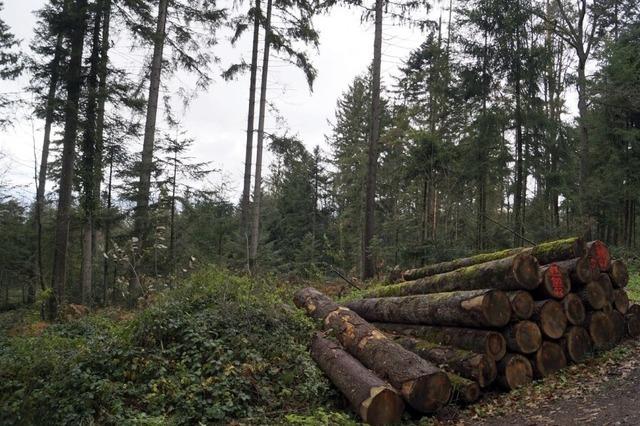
[532,300,567,339]
[374,254,539,298]
[573,281,607,310]
[613,289,630,314]
[497,354,533,390]
[625,313,640,337]
[534,263,571,299]
[555,257,599,285]
[393,336,497,388]
[587,240,611,272]
[506,291,534,320]
[585,311,615,350]
[502,321,542,354]
[560,326,592,363]
[346,290,511,328]
[294,288,451,413]
[609,310,626,344]
[310,333,405,425]
[597,273,615,303]
[562,293,586,326]
[609,260,629,288]
[447,373,480,404]
[530,341,567,378]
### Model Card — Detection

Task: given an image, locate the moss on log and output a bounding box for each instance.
[346,290,511,329]
[374,254,539,298]
[530,341,567,378]
[294,287,451,413]
[532,300,567,339]
[609,260,629,288]
[587,240,612,272]
[310,333,405,425]
[625,313,640,337]
[586,311,615,350]
[373,323,506,361]
[534,263,571,299]
[613,289,630,314]
[497,354,533,390]
[393,336,497,388]
[506,291,534,320]
[447,373,481,404]
[560,326,592,363]
[502,321,542,354]
[562,293,586,326]
[573,281,607,310]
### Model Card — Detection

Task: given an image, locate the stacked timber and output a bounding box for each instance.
[294,238,639,425]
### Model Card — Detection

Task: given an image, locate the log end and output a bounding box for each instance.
[513,253,541,290]
[613,289,630,314]
[403,372,452,413]
[625,313,640,338]
[588,240,612,272]
[543,263,571,299]
[477,355,498,388]
[486,332,507,361]
[498,354,533,390]
[609,310,626,344]
[587,311,615,349]
[533,341,567,378]
[361,386,405,426]
[513,320,542,354]
[563,326,592,363]
[610,260,629,288]
[563,293,586,326]
[482,290,512,327]
[584,281,607,310]
[510,291,534,320]
[539,300,568,339]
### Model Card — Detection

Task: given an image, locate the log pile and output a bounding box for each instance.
[293,238,639,425]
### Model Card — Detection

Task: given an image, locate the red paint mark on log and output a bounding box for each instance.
[590,257,598,271]
[549,264,565,298]
[592,242,609,270]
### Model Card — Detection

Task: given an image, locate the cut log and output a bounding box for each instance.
[502,321,542,354]
[625,313,640,337]
[346,290,511,328]
[562,293,586,326]
[373,254,539,298]
[597,273,615,303]
[373,323,506,361]
[532,300,567,339]
[447,373,480,404]
[602,303,614,314]
[585,311,615,350]
[629,304,640,317]
[524,237,586,264]
[609,310,626,344]
[310,333,405,425]
[294,288,452,413]
[587,240,611,272]
[530,341,567,378]
[555,257,599,285]
[394,336,497,388]
[609,259,629,288]
[506,291,534,320]
[560,326,592,363]
[573,281,607,310]
[534,263,571,299]
[497,354,533,390]
[613,289,629,314]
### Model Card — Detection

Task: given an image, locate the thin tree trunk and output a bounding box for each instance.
[169,149,178,283]
[362,0,383,280]
[49,0,89,319]
[248,0,273,273]
[240,0,261,250]
[102,151,113,305]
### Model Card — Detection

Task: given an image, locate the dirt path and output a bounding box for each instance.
[435,338,640,426]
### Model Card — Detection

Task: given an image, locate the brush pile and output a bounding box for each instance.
[293,238,640,425]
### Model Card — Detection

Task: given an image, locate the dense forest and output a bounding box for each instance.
[0,0,638,314]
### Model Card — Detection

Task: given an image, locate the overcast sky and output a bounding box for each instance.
[0,0,434,202]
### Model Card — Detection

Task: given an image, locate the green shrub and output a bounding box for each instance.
[0,267,336,425]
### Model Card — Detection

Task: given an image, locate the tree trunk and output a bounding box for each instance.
[134,0,169,247]
[587,240,611,271]
[402,237,583,281]
[362,0,384,280]
[562,293,586,326]
[294,287,451,413]
[576,54,589,222]
[102,151,114,304]
[375,254,539,298]
[169,150,178,282]
[502,321,542,354]
[586,310,615,350]
[374,323,506,361]
[513,37,524,246]
[240,0,261,245]
[529,341,566,378]
[393,336,497,388]
[49,0,89,319]
[506,290,534,320]
[534,263,570,299]
[612,289,629,314]
[609,259,628,288]
[573,281,607,310]
[310,333,404,425]
[248,0,273,273]
[347,290,511,328]
[497,353,532,390]
[532,299,567,339]
[560,326,592,363]
[447,373,480,404]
